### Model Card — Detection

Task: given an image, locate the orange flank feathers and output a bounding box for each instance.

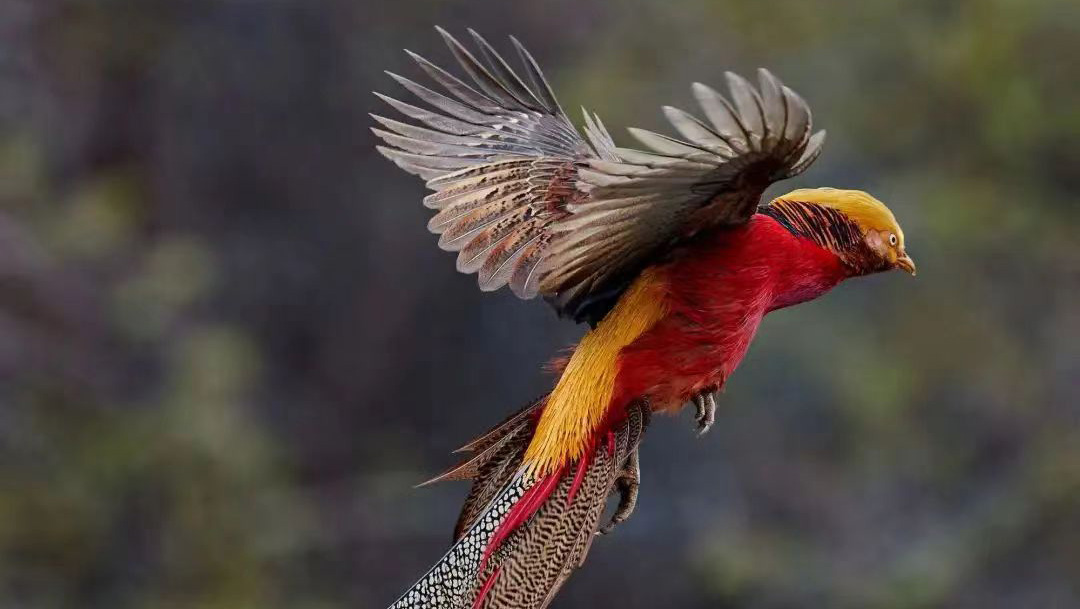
[524,270,669,475]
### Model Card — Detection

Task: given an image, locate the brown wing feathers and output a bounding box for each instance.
[375,29,826,323]
[373,28,597,298]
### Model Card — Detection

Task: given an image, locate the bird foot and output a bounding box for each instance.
[691,388,718,436]
[598,447,640,535]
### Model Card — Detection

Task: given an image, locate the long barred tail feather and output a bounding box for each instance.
[387,401,650,609]
[388,471,534,609]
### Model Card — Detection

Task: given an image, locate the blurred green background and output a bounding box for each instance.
[1,0,1078,608]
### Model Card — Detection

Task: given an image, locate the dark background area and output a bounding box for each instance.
[2,1,1079,608]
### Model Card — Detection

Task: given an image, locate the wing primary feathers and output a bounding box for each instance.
[627,128,717,161]
[372,114,484,145]
[590,113,620,160]
[373,92,487,137]
[435,27,532,112]
[724,71,766,150]
[509,35,565,117]
[405,49,505,114]
[691,81,751,148]
[371,128,492,158]
[787,130,826,177]
[756,68,786,148]
[661,105,736,157]
[467,29,546,110]
[376,145,458,181]
[582,108,620,162]
[378,146,488,172]
[781,85,812,145]
[386,71,493,124]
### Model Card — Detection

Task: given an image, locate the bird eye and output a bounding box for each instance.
[888,234,898,246]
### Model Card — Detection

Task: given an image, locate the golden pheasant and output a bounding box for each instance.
[373,28,915,609]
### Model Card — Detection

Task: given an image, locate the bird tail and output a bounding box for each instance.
[388,399,650,609]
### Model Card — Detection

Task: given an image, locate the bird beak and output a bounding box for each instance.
[894,254,917,276]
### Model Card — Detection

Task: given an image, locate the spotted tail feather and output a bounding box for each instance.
[387,401,650,609]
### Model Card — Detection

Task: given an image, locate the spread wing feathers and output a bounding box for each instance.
[375,29,827,323]
[540,70,826,314]
[373,28,606,297]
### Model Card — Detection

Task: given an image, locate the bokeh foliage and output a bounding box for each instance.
[1,1,1077,608]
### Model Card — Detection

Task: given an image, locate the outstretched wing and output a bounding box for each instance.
[541,73,825,317]
[374,29,824,324]
[374,27,613,301]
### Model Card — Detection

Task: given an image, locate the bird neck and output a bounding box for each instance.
[673,215,851,312]
[765,217,853,311]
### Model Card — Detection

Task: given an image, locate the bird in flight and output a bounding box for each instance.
[374,27,915,609]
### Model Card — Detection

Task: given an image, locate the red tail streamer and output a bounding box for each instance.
[564,450,592,507]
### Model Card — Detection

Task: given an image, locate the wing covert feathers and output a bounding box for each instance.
[375,29,825,323]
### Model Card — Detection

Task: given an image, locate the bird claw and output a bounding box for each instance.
[598,447,640,535]
[598,391,714,537]
[692,389,718,436]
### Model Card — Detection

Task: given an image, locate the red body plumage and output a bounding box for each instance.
[613,214,851,415]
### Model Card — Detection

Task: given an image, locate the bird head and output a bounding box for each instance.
[768,188,916,277]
